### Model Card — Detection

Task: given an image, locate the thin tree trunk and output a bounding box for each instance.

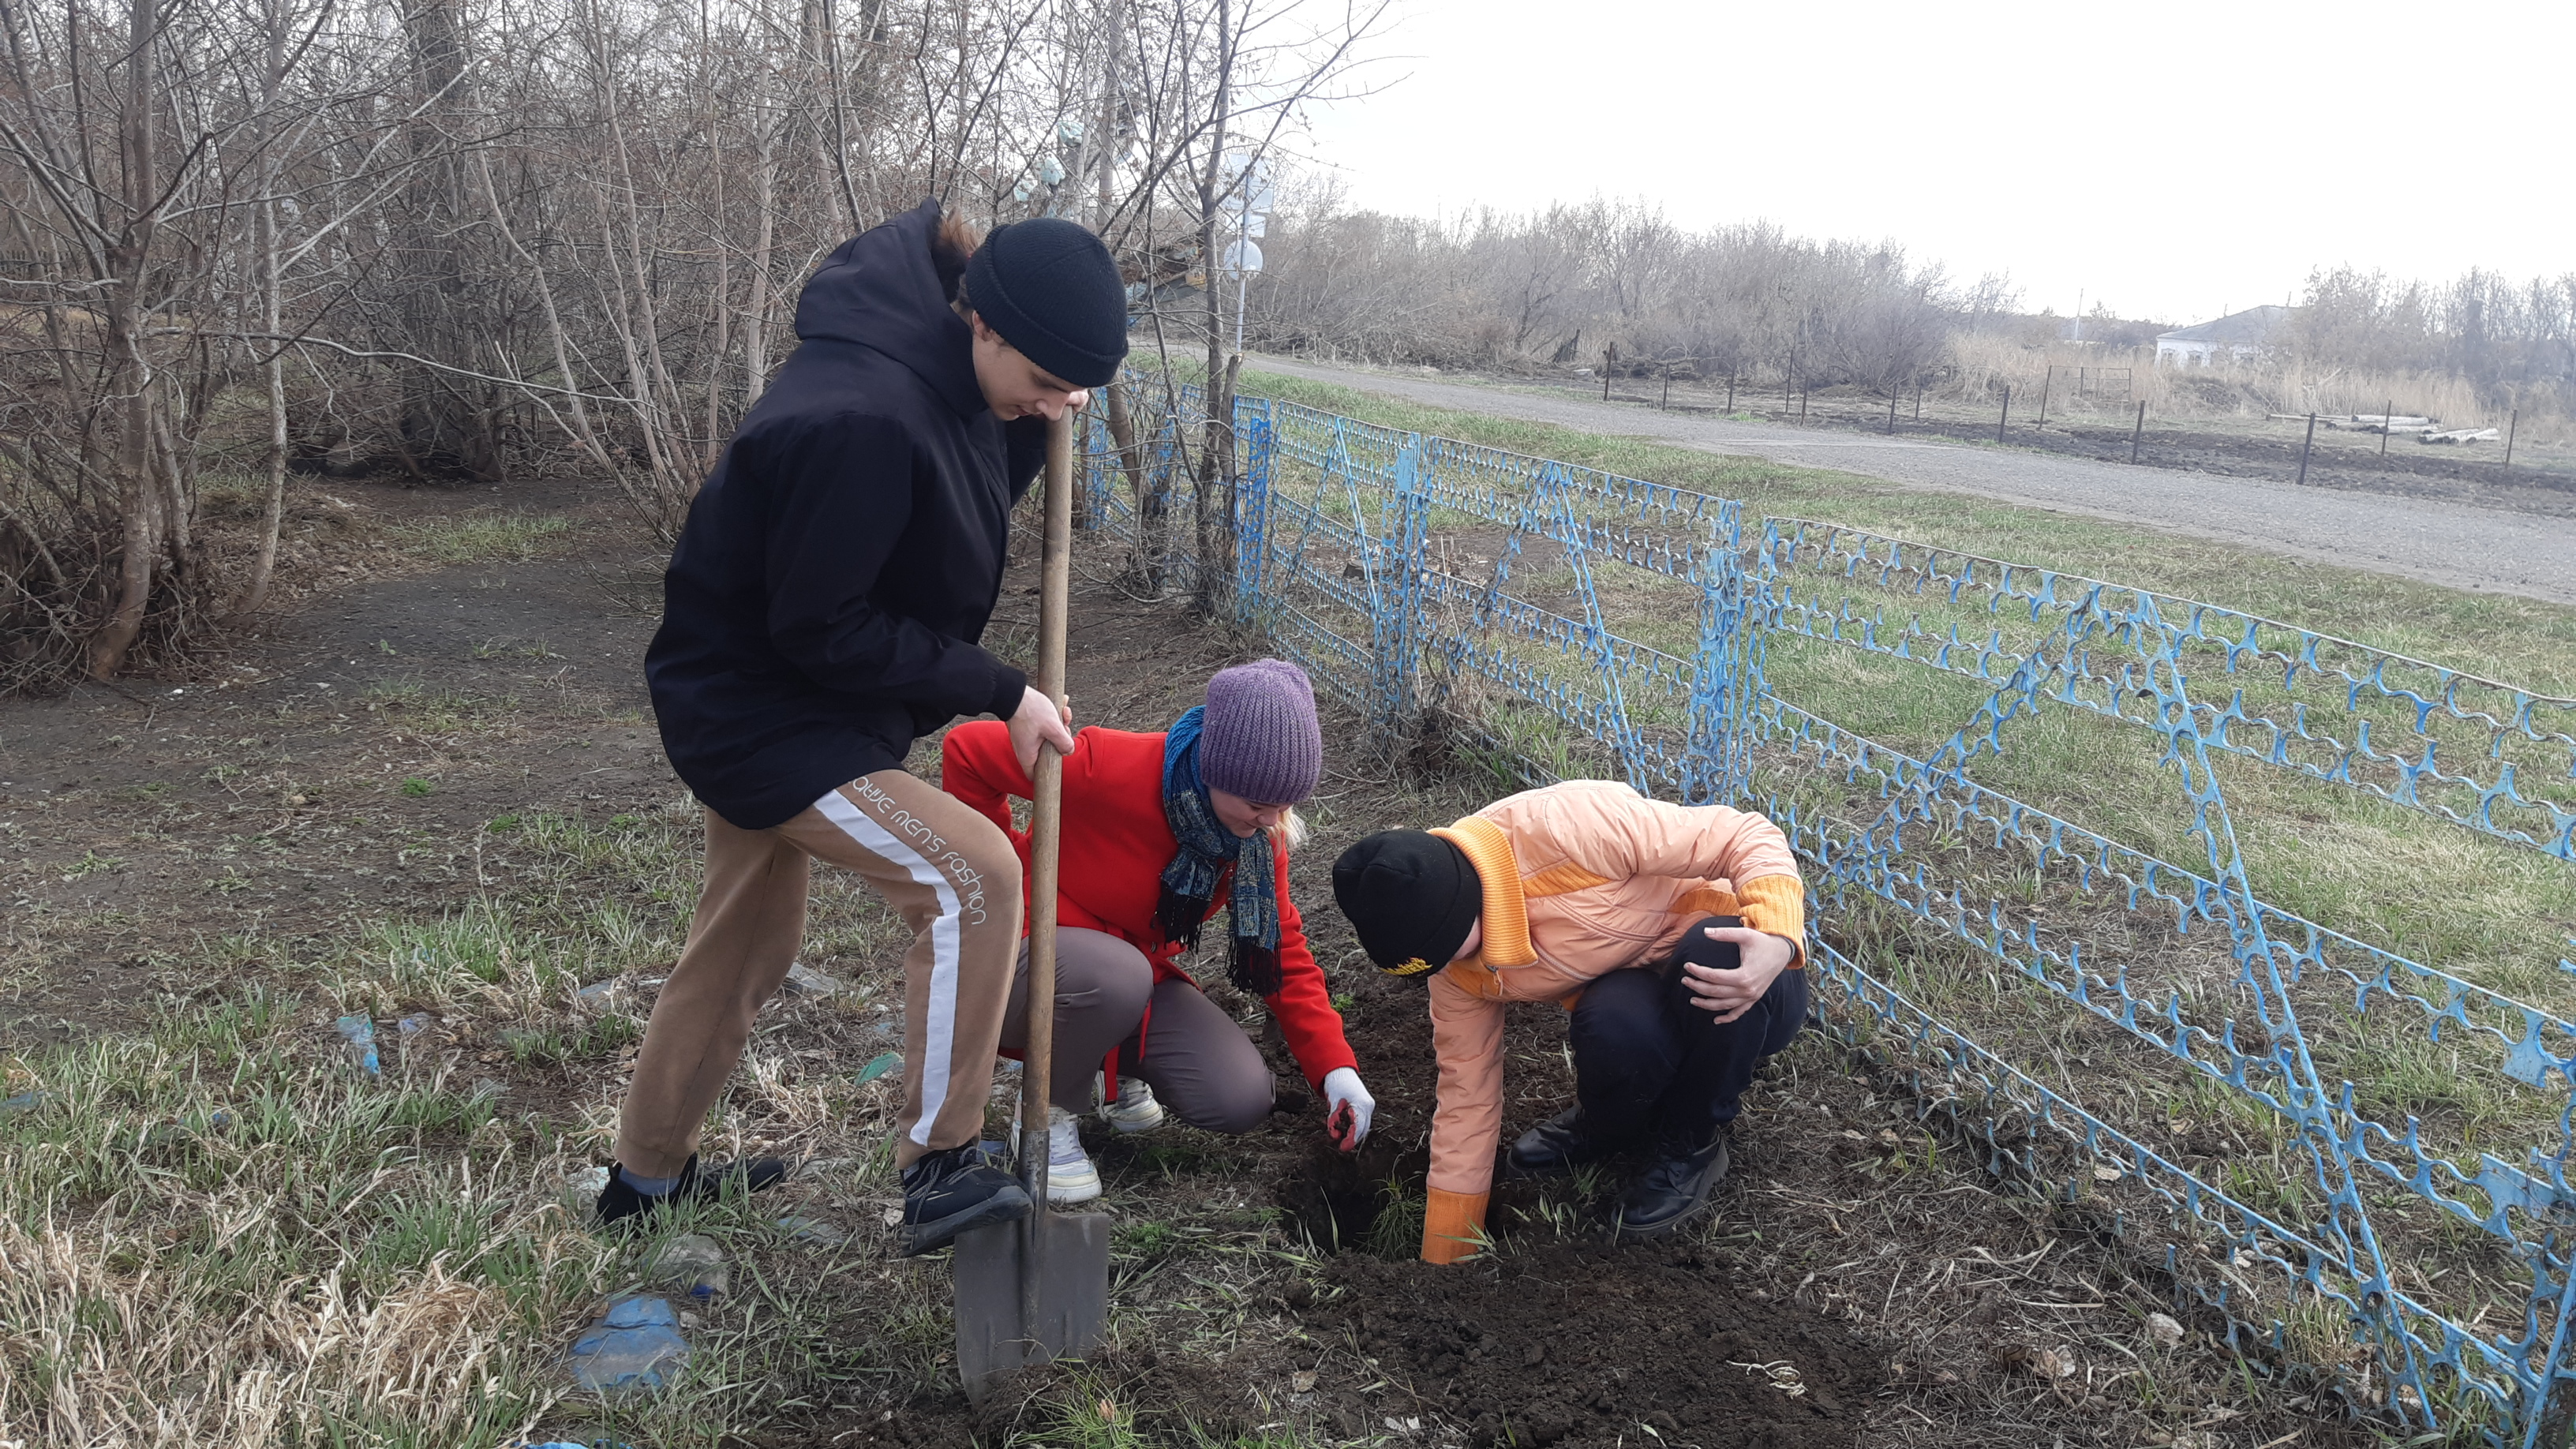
[1091,0,1123,229]
[226,0,292,625]
[228,193,289,623]
[801,0,849,238]
[470,147,611,470]
[742,110,777,409]
[1192,0,1234,613]
[702,177,731,469]
[1105,376,1157,589]
[88,0,159,679]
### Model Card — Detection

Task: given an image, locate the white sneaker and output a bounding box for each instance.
[1099,1076,1166,1135]
[1036,1105,1100,1204]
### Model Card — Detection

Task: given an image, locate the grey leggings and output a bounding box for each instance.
[998,927,1278,1133]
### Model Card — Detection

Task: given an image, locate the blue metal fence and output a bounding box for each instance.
[1080,383,2576,1443]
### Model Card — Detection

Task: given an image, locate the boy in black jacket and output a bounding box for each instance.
[609,200,1125,1255]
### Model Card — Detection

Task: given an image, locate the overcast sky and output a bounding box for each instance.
[1297,0,2572,325]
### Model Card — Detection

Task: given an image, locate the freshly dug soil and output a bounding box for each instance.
[1312,1241,1882,1449]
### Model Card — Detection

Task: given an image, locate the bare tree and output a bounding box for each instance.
[0,0,1397,691]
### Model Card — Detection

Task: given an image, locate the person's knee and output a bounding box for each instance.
[1058,932,1154,1022]
[1190,1066,1277,1134]
[1571,968,1666,1059]
[1757,969,1810,1056]
[942,814,1023,930]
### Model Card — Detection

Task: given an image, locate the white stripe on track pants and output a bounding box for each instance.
[614,769,1023,1177]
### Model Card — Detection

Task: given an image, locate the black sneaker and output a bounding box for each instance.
[594,1153,792,1229]
[1505,1106,1632,1178]
[899,1144,1032,1256]
[1613,1129,1730,1240]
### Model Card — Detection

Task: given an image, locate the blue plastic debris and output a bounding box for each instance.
[1,1091,53,1117]
[334,1016,380,1075]
[855,1051,901,1086]
[567,1296,690,1393]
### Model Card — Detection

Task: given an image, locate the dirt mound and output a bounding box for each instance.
[1309,1241,1884,1448]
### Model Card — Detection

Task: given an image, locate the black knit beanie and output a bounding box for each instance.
[962,218,1129,388]
[1331,830,1482,981]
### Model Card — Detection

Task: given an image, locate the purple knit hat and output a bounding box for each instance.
[1197,660,1322,804]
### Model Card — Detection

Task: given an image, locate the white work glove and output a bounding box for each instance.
[1323,1066,1375,1151]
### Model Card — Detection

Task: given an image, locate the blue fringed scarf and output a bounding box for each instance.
[1155,706,1283,995]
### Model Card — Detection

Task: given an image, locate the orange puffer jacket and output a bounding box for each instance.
[1417,780,1806,1263]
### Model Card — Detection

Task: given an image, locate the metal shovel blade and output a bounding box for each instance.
[953,1210,1111,1402]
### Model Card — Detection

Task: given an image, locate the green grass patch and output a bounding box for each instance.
[362,678,522,734]
[1239,366,2576,691]
[387,511,575,566]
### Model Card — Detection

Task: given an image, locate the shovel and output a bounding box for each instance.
[955,410,1112,1404]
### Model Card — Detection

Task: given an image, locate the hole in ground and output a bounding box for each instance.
[1274,1133,1427,1256]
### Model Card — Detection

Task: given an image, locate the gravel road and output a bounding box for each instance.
[1249,354,2576,607]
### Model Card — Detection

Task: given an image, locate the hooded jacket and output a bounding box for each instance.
[1415,780,1807,1261]
[647,200,1049,829]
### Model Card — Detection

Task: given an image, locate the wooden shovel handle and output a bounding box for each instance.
[1019,414,1074,1252]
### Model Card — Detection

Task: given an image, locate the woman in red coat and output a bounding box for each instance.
[942,659,1374,1201]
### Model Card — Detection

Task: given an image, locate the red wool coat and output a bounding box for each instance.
[941,721,1357,1089]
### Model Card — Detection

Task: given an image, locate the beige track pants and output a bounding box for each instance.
[614,769,1023,1177]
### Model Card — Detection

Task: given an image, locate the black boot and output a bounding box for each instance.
[595,1153,792,1229]
[1506,1105,1631,1178]
[1614,1127,1729,1239]
[898,1143,1031,1256]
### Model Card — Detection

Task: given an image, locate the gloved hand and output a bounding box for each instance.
[1323,1066,1374,1151]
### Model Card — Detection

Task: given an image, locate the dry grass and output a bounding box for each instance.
[1940,332,2567,442]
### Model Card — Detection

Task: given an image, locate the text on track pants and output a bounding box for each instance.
[615,769,1024,1177]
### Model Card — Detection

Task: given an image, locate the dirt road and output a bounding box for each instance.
[1250,354,2576,607]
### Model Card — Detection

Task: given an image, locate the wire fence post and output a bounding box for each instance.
[2505,409,2518,467]
[1234,395,1273,626]
[2381,398,2394,458]
[2297,411,2317,487]
[1727,373,1736,414]
[1998,385,2010,443]
[1683,506,1758,807]
[2036,365,2050,427]
[1886,394,1897,436]
[1366,432,1428,733]
[2130,400,2145,463]
[1661,369,1671,410]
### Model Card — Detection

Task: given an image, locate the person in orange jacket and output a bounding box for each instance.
[1330,779,1808,1262]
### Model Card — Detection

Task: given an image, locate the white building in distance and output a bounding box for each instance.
[2155,305,2293,367]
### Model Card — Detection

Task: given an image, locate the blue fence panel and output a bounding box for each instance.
[1077,383,2576,1443]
